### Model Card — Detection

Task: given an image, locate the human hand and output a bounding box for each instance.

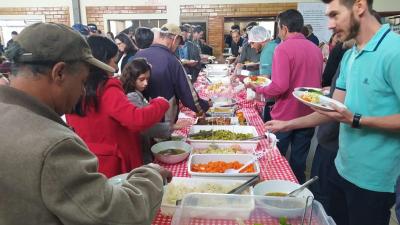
[147,163,173,184]
[0,76,9,86]
[311,103,353,124]
[265,120,291,133]
[185,60,198,67]
[244,82,257,91]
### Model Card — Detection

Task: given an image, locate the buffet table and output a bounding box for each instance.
[151,71,298,225]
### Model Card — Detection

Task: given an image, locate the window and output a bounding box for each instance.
[108,19,167,36]
[0,16,43,46]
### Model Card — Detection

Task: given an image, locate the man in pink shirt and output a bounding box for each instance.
[247,9,323,183]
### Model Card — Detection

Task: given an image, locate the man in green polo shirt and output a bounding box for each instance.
[265,0,400,224]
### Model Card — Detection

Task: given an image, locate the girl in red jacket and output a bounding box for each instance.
[66,36,169,178]
[120,58,191,163]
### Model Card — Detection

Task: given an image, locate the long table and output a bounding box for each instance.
[152,73,297,225]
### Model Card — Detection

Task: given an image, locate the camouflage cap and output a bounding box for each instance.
[5,22,115,73]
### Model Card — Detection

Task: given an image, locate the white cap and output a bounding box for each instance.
[248,26,271,43]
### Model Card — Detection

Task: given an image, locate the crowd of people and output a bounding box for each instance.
[0,0,399,225]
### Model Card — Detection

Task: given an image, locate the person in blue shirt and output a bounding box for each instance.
[134,23,210,124]
[265,0,400,224]
[178,24,201,83]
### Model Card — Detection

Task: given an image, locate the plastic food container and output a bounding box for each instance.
[161,177,254,216]
[187,154,260,179]
[172,193,255,222]
[191,142,255,155]
[188,125,259,150]
[205,64,230,77]
[172,193,336,225]
[206,107,236,117]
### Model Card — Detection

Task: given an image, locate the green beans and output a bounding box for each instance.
[190,130,253,140]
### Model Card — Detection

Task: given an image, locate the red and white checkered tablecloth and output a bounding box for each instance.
[152,74,298,225]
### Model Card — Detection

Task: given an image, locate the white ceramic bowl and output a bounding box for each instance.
[253,180,314,218]
[151,141,192,164]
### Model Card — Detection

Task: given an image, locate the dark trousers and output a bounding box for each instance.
[276,128,315,184]
[263,102,274,122]
[327,166,395,225]
[309,144,338,209]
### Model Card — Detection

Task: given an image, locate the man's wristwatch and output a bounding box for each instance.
[352,113,362,128]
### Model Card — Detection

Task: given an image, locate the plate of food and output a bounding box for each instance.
[181,59,196,64]
[292,89,347,112]
[243,61,260,67]
[243,76,271,87]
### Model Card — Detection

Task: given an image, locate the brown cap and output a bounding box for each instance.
[5,22,115,73]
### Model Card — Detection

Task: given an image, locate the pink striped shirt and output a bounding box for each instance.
[256,33,323,120]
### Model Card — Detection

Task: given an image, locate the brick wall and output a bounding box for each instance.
[86,6,167,32]
[180,3,297,57]
[0,7,70,25]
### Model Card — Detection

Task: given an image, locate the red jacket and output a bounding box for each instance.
[66,78,169,178]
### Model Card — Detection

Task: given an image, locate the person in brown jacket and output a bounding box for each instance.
[0,22,172,225]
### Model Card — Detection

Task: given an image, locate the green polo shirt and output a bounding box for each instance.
[335,24,400,193]
[259,39,279,76]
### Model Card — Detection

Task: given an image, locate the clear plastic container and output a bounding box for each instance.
[172,193,336,225]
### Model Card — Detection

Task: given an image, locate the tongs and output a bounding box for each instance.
[227,175,259,194]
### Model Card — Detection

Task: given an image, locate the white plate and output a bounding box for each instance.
[244,62,260,67]
[292,90,347,112]
[293,87,322,92]
[243,76,271,87]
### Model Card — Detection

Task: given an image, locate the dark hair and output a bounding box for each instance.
[120,58,152,94]
[321,0,373,11]
[115,32,137,54]
[277,9,304,33]
[134,27,154,49]
[246,22,258,30]
[106,31,115,40]
[11,31,18,35]
[180,24,191,33]
[74,36,118,116]
[193,26,203,34]
[231,24,240,31]
[301,26,310,36]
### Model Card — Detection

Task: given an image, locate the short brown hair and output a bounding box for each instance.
[321,0,373,11]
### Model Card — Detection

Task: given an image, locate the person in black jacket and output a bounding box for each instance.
[115,32,138,74]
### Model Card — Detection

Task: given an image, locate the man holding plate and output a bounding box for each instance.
[246,9,323,184]
[266,0,400,224]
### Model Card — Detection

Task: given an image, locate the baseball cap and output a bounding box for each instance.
[248,26,271,43]
[72,23,90,36]
[87,23,98,33]
[5,22,115,73]
[160,23,182,37]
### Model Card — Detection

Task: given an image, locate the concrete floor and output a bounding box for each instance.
[286,129,399,225]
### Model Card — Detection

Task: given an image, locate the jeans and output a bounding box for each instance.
[309,144,338,209]
[276,128,315,184]
[327,166,395,225]
[396,176,400,222]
